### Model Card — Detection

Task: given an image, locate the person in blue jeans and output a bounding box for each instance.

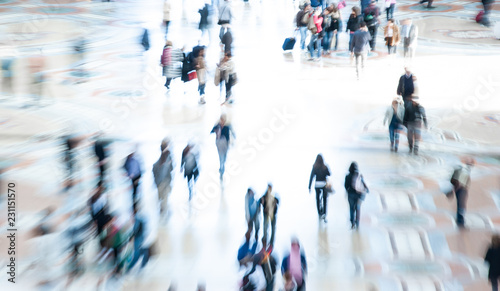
[128,208,150,271]
[344,162,369,230]
[296,4,312,50]
[383,98,404,152]
[307,8,323,60]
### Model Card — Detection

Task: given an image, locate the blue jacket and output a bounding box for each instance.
[350,30,372,53]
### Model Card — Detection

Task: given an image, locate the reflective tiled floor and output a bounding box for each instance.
[0,0,499,290]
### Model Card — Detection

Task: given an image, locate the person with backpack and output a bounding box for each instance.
[485,234,500,291]
[350,22,372,80]
[308,154,331,223]
[363,0,380,51]
[450,157,475,228]
[383,98,405,152]
[403,96,427,155]
[346,6,362,52]
[306,7,323,61]
[344,162,369,230]
[296,4,312,51]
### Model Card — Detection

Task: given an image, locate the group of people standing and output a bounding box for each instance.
[160,0,237,105]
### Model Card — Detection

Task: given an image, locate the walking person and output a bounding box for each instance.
[296,4,312,51]
[195,47,207,104]
[485,234,500,291]
[245,188,260,240]
[383,98,405,152]
[152,138,174,215]
[216,52,236,103]
[180,143,200,202]
[308,154,331,222]
[396,67,415,104]
[450,157,475,228]
[259,184,279,247]
[344,162,369,230]
[321,6,340,54]
[218,0,233,41]
[281,238,307,291]
[220,26,233,55]
[306,7,323,61]
[211,114,234,180]
[418,0,435,9]
[384,19,400,56]
[163,0,171,38]
[401,19,418,60]
[160,41,183,90]
[385,0,396,20]
[198,1,211,43]
[480,0,494,27]
[403,96,427,155]
[124,150,142,211]
[350,22,371,80]
[128,207,150,271]
[363,0,380,51]
[346,6,363,53]
[330,4,342,51]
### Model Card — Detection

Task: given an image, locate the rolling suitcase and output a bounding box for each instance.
[282,37,296,51]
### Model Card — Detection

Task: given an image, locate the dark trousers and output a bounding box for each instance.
[315,187,327,217]
[129,245,150,270]
[386,4,395,20]
[491,276,499,291]
[389,122,401,148]
[348,193,361,226]
[455,188,468,226]
[198,83,206,96]
[406,121,421,153]
[368,24,379,51]
[263,214,277,246]
[131,176,141,209]
[164,21,170,37]
[420,0,434,7]
[165,77,172,88]
[225,78,233,99]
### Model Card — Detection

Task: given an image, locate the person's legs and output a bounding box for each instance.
[225,77,233,100]
[355,197,362,227]
[348,194,357,227]
[355,52,361,78]
[308,34,317,59]
[322,187,328,217]
[187,175,194,201]
[315,187,322,217]
[333,31,339,50]
[361,51,367,71]
[456,188,468,226]
[403,38,410,58]
[132,176,141,204]
[270,216,277,246]
[165,21,170,37]
[390,4,395,19]
[407,123,415,152]
[140,247,150,268]
[165,77,172,88]
[386,7,390,21]
[389,124,395,148]
[316,36,322,58]
[253,215,260,240]
[491,277,499,291]
[299,27,308,50]
[371,24,379,50]
[349,33,354,51]
[263,215,269,244]
[394,124,400,150]
[323,31,332,52]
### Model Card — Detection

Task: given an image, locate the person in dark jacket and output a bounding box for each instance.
[308,154,331,222]
[363,0,380,51]
[350,22,372,80]
[344,162,369,229]
[396,67,415,104]
[181,143,199,202]
[403,96,427,155]
[221,26,233,55]
[259,184,279,247]
[124,151,142,210]
[211,114,234,180]
[485,234,500,291]
[94,137,110,187]
[346,6,362,51]
[281,238,307,291]
[198,2,211,41]
[296,4,312,50]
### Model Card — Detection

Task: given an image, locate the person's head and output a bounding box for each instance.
[224,51,232,60]
[359,22,367,30]
[462,156,476,167]
[405,66,411,74]
[352,6,361,16]
[267,183,273,193]
[313,154,325,169]
[349,162,359,173]
[291,238,300,251]
[166,40,173,47]
[197,282,206,291]
[161,137,170,152]
[388,18,395,25]
[492,234,500,248]
[219,114,227,125]
[304,4,311,11]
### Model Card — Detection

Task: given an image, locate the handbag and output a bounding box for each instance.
[188,70,197,81]
[214,67,221,86]
[325,182,335,195]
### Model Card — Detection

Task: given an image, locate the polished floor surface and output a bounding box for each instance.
[0,0,500,290]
